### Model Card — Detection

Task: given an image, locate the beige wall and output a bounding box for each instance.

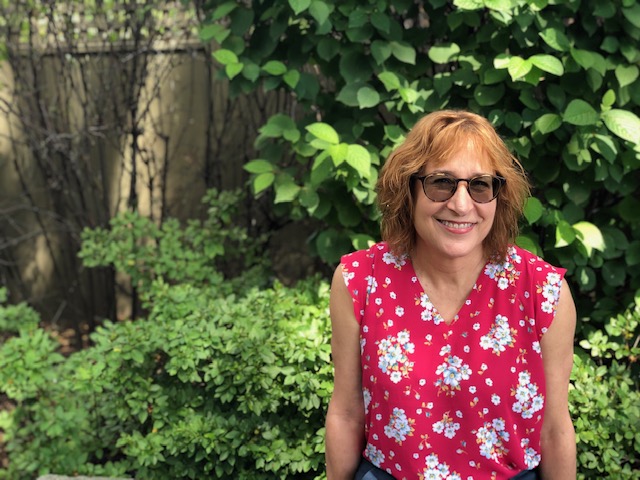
[0,47,296,332]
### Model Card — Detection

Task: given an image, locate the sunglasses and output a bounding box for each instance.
[413,173,506,204]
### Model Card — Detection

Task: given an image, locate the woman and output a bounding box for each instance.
[325,110,576,480]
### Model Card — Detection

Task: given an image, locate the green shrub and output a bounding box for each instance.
[0,184,638,478]
[571,290,640,479]
[203,0,640,327]
[78,188,270,302]
[0,279,331,480]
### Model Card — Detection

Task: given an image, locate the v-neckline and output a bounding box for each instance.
[406,257,489,326]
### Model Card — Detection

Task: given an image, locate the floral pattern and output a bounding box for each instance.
[341,243,565,479]
[377,330,415,383]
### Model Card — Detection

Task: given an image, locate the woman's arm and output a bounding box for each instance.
[539,278,577,479]
[325,265,366,480]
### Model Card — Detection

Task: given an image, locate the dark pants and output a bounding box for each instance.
[354,457,540,480]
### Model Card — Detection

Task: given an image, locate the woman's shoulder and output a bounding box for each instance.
[341,241,410,273]
[341,241,388,264]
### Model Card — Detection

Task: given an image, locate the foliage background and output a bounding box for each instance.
[1,0,640,479]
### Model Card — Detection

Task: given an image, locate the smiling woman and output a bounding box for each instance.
[325,110,577,480]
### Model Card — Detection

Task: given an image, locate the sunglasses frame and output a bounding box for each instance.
[413,173,506,204]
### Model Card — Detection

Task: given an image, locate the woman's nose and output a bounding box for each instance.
[446,182,474,213]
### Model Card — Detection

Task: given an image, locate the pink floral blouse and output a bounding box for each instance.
[340,242,565,480]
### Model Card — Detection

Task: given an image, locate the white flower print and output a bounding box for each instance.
[363,388,372,412]
[420,297,445,325]
[521,438,541,469]
[382,251,407,269]
[511,370,544,419]
[365,443,386,465]
[536,271,562,314]
[397,330,410,344]
[433,412,461,439]
[366,275,378,295]
[435,355,472,396]
[376,330,414,381]
[484,247,521,289]
[418,453,461,479]
[383,407,415,444]
[475,418,510,461]
[395,306,405,317]
[480,314,517,355]
[341,269,355,286]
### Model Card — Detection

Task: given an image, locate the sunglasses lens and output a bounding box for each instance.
[421,174,503,203]
[468,176,496,203]
[424,176,457,201]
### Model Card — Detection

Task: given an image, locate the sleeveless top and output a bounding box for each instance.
[340,242,566,480]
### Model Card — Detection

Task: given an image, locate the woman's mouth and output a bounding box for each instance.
[439,220,475,229]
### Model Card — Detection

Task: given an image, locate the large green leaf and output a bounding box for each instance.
[212,49,238,65]
[288,0,311,15]
[615,65,639,88]
[309,0,332,25]
[274,176,301,203]
[539,27,570,51]
[428,43,460,64]
[573,221,606,257]
[563,100,599,126]
[555,220,576,248]
[378,71,401,90]
[507,57,532,80]
[357,86,380,109]
[306,123,339,144]
[530,54,564,76]
[244,159,274,174]
[262,60,287,75]
[390,41,416,65]
[473,84,505,106]
[371,40,392,65]
[622,3,640,28]
[252,172,275,194]
[346,144,371,178]
[601,109,640,144]
[523,197,544,224]
[535,113,562,134]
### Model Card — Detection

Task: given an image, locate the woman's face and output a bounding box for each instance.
[412,140,497,262]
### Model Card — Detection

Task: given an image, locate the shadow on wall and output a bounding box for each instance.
[0,3,302,342]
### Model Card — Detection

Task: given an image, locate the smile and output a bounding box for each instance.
[439,220,475,229]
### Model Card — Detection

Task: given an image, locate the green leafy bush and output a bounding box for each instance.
[0,185,638,478]
[78,189,269,301]
[0,280,331,480]
[571,291,640,479]
[203,0,640,327]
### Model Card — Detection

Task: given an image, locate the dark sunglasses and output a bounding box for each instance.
[413,173,506,204]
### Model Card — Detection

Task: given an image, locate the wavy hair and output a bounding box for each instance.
[377,110,531,260]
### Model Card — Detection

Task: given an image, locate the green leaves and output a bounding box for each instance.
[306,122,339,144]
[601,109,640,144]
[202,0,640,353]
[563,99,599,126]
[288,0,311,15]
[428,43,460,64]
[494,53,563,82]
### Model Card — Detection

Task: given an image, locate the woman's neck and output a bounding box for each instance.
[410,245,487,291]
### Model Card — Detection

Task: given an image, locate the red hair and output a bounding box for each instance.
[377,110,530,260]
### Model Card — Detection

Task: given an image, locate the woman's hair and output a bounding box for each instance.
[376,109,531,260]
